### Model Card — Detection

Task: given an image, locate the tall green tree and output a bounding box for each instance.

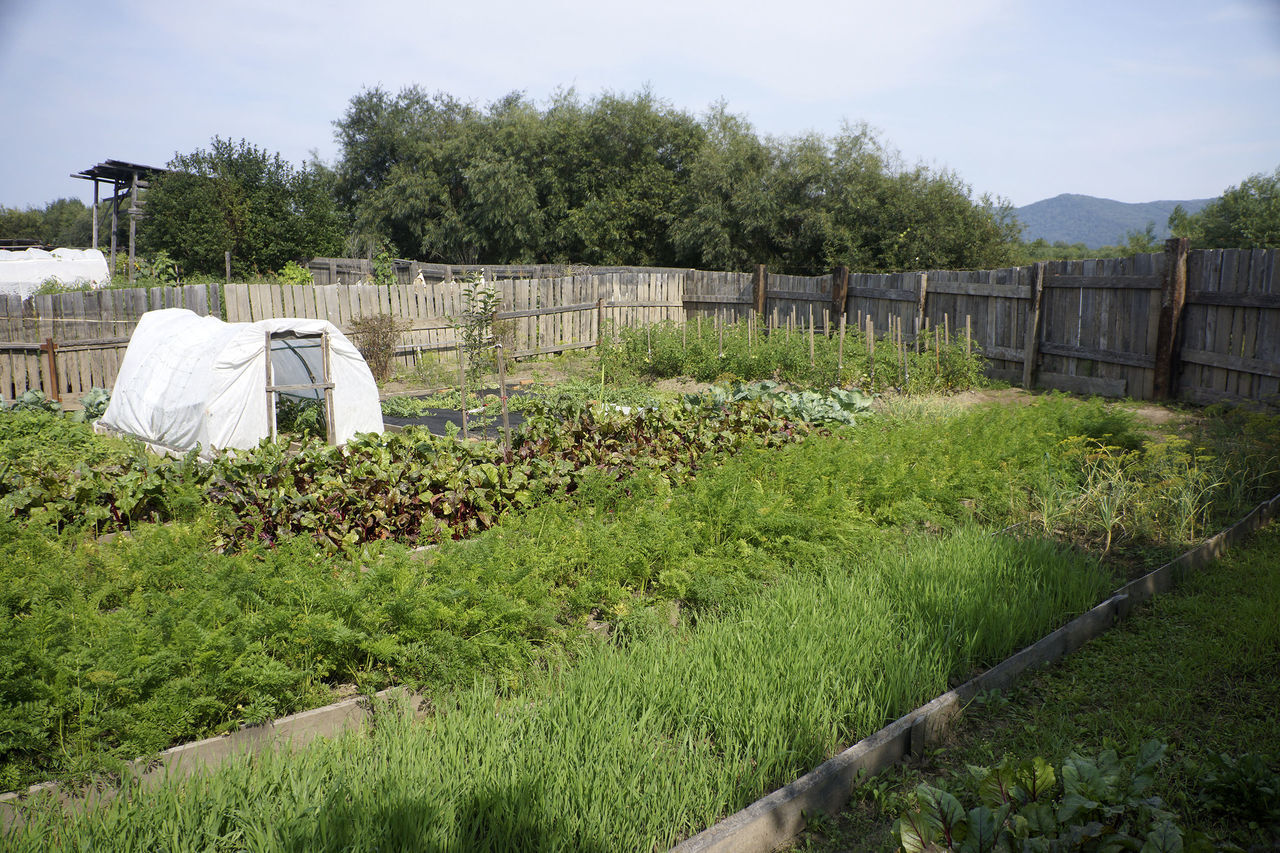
[141,138,344,277]
[1169,167,1280,249]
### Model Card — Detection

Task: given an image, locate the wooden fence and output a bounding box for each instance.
[2,245,1276,407]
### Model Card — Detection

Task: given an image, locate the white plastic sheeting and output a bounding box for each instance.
[98,309,383,456]
[0,248,110,298]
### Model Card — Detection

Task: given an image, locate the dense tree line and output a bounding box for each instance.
[1169,166,1280,249]
[18,89,1275,279]
[0,199,94,248]
[332,89,1021,274]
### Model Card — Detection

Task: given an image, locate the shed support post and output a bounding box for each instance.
[321,332,336,444]
[264,330,275,441]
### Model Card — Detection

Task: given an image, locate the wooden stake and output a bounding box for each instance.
[40,337,60,402]
[868,318,875,385]
[496,343,511,459]
[944,313,950,346]
[838,313,846,372]
[457,342,469,441]
[808,305,815,368]
[965,314,972,357]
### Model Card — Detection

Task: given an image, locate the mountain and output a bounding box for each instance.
[1014,194,1213,248]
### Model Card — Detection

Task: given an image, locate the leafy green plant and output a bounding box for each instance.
[452,272,507,382]
[371,245,397,288]
[275,394,326,440]
[5,390,62,413]
[278,260,314,286]
[69,388,110,424]
[688,380,874,425]
[896,742,1188,852]
[380,395,433,418]
[1197,752,1280,825]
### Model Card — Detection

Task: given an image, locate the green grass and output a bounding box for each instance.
[791,520,1280,852]
[5,527,1111,852]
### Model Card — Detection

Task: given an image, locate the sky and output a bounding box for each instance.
[1,0,1278,211]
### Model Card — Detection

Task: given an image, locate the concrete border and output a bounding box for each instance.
[671,490,1280,853]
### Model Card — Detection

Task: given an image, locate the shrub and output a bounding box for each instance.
[348,313,406,383]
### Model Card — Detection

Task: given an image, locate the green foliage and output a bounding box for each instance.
[277,260,314,286]
[333,88,1018,273]
[454,272,505,381]
[0,198,92,247]
[4,390,61,413]
[1171,166,1280,248]
[207,396,811,550]
[689,380,874,425]
[604,318,987,394]
[1196,752,1280,825]
[347,312,406,383]
[274,394,326,440]
[370,244,397,287]
[3,521,1110,847]
[0,410,202,534]
[69,388,110,424]
[140,137,344,277]
[895,742,1187,852]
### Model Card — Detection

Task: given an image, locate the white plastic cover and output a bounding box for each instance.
[0,248,110,298]
[99,309,383,456]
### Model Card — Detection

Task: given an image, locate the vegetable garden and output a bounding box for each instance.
[2,331,1278,851]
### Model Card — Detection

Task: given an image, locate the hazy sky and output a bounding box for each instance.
[2,0,1278,210]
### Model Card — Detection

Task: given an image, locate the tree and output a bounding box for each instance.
[0,198,93,247]
[141,138,344,277]
[1169,167,1280,249]
[332,87,1021,274]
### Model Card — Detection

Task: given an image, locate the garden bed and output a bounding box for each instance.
[2,343,1279,849]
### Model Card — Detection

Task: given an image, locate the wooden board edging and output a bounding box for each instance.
[0,687,421,829]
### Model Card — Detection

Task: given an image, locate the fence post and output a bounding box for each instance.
[1022,262,1046,390]
[1153,237,1189,400]
[1157,236,1192,399]
[40,337,59,401]
[831,265,849,320]
[753,264,768,315]
[915,273,929,345]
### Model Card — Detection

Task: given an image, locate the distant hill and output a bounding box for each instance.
[1014,194,1213,248]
